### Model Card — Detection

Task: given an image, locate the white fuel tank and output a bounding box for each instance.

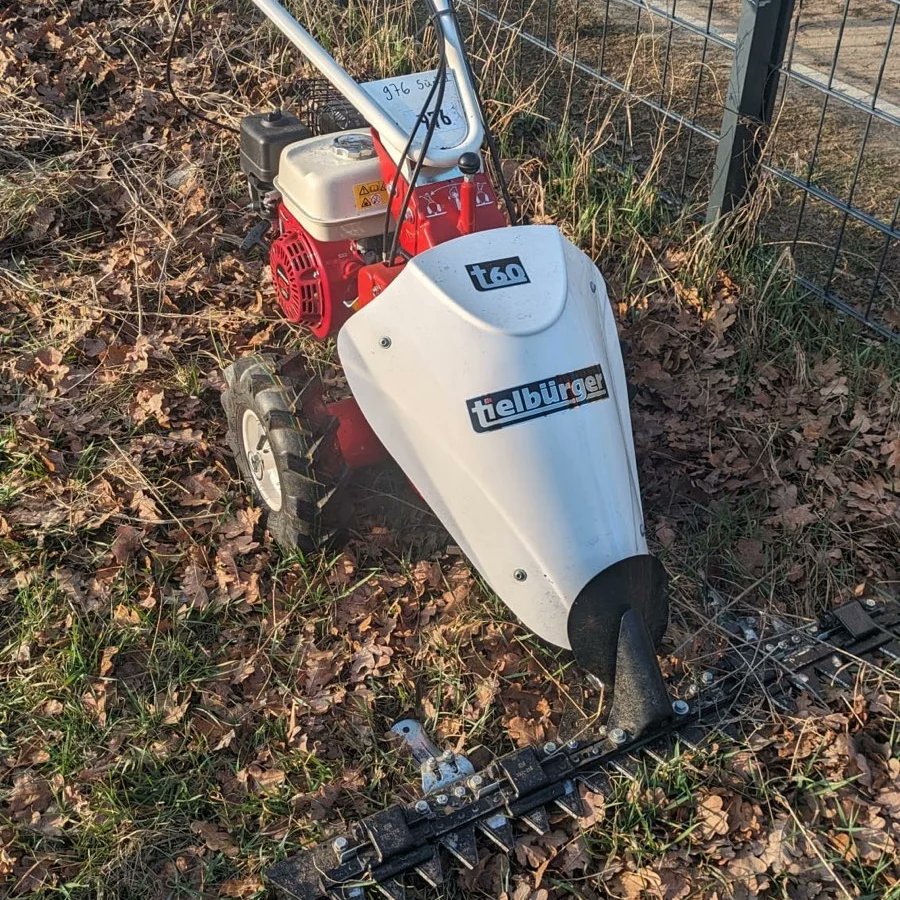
[337,225,647,650]
[274,131,388,242]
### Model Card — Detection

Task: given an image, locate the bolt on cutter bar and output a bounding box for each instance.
[268,598,900,899]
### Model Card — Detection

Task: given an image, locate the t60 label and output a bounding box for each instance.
[465,256,530,291]
[467,364,609,433]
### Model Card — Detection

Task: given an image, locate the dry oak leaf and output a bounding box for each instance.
[190,821,239,858]
[218,875,264,897]
[616,867,664,899]
[131,387,170,426]
[695,793,730,839]
[154,689,191,726]
[237,764,286,794]
[111,524,142,564]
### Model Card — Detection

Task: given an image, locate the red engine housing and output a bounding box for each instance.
[269,204,363,339]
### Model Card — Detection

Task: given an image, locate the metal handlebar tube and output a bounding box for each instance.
[247,0,485,170]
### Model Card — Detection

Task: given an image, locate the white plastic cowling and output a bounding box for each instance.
[337,225,648,650]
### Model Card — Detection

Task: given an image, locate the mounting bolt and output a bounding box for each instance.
[467,775,483,790]
[332,836,348,854]
[437,750,454,764]
[700,671,714,686]
[453,785,467,798]
[379,336,392,348]
[435,794,448,806]
[791,634,802,644]
[864,598,877,608]
[543,741,558,755]
[414,800,430,814]
[672,699,690,716]
[513,569,527,582]
[609,727,628,745]
[567,740,579,750]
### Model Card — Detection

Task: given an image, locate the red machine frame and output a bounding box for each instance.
[319,131,507,472]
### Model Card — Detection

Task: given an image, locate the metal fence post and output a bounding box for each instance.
[706,0,795,221]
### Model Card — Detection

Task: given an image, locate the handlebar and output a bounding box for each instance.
[248,0,485,169]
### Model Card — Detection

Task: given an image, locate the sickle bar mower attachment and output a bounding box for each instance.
[268,598,900,900]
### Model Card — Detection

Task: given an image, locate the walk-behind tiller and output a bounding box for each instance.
[213,1,900,896]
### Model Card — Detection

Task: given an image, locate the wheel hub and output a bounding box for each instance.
[249,451,264,480]
[241,408,283,512]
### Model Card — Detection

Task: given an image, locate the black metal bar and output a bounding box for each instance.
[864,196,900,322]
[461,2,721,144]
[793,274,899,342]
[778,66,900,131]
[706,0,796,220]
[763,163,900,243]
[788,0,853,257]
[657,0,678,113]
[822,5,898,300]
[679,0,715,198]
[621,0,645,165]
[613,0,736,51]
[598,0,611,77]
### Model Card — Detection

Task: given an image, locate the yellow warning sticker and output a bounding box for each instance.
[353,179,389,211]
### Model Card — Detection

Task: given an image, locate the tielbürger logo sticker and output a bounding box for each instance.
[465,256,530,291]
[467,364,609,433]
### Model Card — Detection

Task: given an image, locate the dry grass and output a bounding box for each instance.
[0,0,899,898]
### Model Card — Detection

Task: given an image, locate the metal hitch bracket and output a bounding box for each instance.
[390,719,475,795]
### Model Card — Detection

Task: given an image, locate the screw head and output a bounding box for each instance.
[567,739,578,750]
[543,741,558,755]
[701,671,714,686]
[332,836,348,853]
[864,598,877,608]
[467,775,483,790]
[453,785,467,798]
[414,800,430,814]
[437,749,453,763]
[513,569,527,582]
[792,634,802,644]
[435,794,448,806]
[609,727,628,745]
[672,699,690,716]
[379,336,392,348]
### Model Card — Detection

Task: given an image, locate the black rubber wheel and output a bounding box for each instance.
[221,354,350,552]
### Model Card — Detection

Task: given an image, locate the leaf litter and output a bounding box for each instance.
[0,0,898,898]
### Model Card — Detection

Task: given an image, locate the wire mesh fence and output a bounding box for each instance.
[463,0,900,341]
